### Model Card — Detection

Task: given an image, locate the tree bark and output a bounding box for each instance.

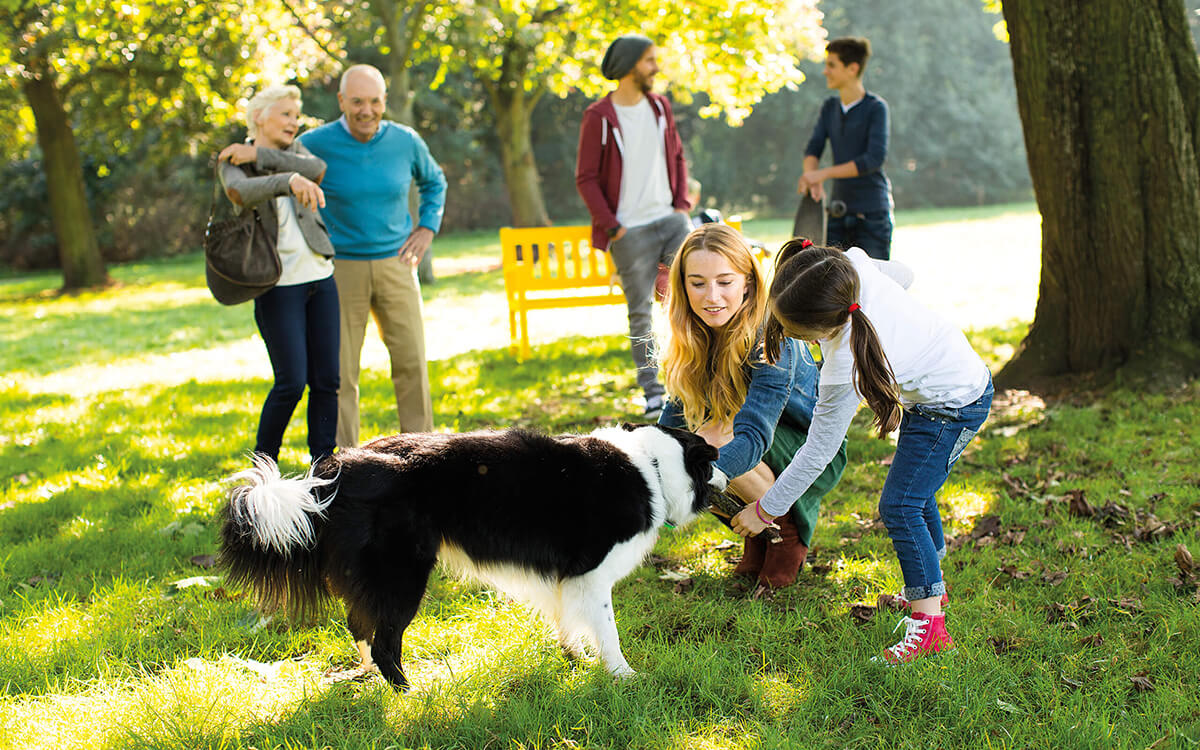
[23,58,109,290]
[997,0,1200,387]
[487,35,550,228]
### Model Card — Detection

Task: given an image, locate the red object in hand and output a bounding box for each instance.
[654,263,670,303]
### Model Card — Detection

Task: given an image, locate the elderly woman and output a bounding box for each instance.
[218,84,339,465]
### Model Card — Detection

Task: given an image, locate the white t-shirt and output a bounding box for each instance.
[613,98,673,228]
[274,196,333,287]
[819,247,989,407]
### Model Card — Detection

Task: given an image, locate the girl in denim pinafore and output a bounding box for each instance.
[730,239,992,664]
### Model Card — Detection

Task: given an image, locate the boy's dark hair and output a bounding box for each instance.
[826,37,871,74]
[765,239,900,437]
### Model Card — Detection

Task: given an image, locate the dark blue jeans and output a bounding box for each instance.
[253,275,340,462]
[827,210,893,260]
[879,376,993,601]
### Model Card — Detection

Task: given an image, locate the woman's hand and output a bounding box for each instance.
[731,502,779,538]
[219,144,258,166]
[288,173,326,211]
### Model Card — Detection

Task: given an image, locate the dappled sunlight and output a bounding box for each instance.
[755,670,811,721]
[13,336,268,396]
[1,656,326,749]
[9,600,95,657]
[940,480,998,535]
[828,553,900,605]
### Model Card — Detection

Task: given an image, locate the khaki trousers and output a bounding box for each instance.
[333,257,433,448]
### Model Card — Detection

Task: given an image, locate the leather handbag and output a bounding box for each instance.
[204,164,281,305]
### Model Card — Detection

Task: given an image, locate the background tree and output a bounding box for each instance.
[996,0,1200,386]
[0,0,330,290]
[432,0,825,227]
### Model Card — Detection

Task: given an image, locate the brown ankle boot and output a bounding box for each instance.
[757,512,808,588]
[733,534,768,578]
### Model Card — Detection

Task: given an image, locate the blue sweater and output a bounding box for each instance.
[804,92,893,214]
[659,338,819,480]
[299,119,447,260]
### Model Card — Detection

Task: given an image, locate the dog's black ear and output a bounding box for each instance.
[619,422,641,432]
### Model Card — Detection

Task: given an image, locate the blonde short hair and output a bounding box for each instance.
[246,84,302,139]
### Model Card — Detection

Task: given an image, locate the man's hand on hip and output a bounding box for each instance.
[399,226,435,265]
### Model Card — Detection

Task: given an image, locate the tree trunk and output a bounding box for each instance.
[997,0,1200,387]
[490,52,550,228]
[24,58,109,290]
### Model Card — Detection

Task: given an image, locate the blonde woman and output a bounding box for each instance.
[658,224,847,587]
[217,84,338,464]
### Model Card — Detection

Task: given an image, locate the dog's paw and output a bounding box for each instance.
[610,664,637,681]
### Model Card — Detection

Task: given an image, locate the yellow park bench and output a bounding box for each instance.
[500,218,744,359]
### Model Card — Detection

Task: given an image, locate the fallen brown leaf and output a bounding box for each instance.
[1079,633,1104,647]
[987,636,1018,655]
[1129,672,1155,693]
[1176,544,1195,576]
[998,565,1030,580]
[876,594,905,611]
[1042,570,1069,586]
[190,554,217,568]
[971,515,1003,539]
[849,605,876,625]
[1067,490,1094,518]
[672,578,694,595]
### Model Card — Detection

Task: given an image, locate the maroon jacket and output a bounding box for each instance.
[575,92,690,250]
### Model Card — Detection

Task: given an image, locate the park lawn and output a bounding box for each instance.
[1,205,1198,749]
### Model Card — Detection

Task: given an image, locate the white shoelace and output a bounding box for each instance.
[885,616,927,659]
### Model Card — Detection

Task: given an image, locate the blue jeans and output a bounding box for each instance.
[827,210,893,260]
[253,275,340,462]
[879,376,993,601]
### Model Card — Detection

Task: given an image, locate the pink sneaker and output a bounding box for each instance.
[872,611,955,665]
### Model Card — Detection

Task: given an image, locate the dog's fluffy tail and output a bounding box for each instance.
[219,454,337,618]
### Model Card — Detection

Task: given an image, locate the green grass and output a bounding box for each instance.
[2,204,1198,749]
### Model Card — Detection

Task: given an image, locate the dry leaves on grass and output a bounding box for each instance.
[987,636,1020,655]
[849,604,876,625]
[1130,672,1156,693]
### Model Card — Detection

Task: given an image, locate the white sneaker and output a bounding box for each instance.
[643,395,664,421]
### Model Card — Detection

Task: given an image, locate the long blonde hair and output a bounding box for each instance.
[661,224,768,430]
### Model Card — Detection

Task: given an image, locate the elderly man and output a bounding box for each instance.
[300,64,447,445]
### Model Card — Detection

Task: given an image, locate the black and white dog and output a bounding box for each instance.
[218,423,718,689]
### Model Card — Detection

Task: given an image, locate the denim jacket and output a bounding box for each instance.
[659,338,819,479]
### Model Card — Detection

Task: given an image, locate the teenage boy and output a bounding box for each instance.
[576,34,692,420]
[797,37,894,260]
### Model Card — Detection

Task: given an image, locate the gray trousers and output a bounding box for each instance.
[607,211,691,399]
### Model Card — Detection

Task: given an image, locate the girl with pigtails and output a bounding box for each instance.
[731,240,992,664]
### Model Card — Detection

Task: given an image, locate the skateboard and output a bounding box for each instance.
[791,192,827,246]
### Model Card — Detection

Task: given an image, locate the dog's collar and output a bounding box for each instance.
[650,457,677,528]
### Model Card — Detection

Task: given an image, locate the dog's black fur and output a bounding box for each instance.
[219,423,717,689]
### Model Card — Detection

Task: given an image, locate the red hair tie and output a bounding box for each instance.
[800,238,813,249]
[848,303,861,313]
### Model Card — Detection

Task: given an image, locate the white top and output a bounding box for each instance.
[613,98,673,228]
[757,250,989,516]
[274,196,333,287]
[819,248,989,408]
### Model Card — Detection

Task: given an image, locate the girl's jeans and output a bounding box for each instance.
[880,376,993,601]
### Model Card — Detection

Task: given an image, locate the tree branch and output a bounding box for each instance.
[278,0,346,65]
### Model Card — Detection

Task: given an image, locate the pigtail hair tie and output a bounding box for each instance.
[848,303,861,313]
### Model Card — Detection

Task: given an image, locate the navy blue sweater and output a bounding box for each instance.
[804,92,893,214]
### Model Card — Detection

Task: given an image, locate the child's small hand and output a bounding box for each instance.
[731,504,779,538]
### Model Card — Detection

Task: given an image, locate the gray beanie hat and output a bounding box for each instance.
[601,34,653,80]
